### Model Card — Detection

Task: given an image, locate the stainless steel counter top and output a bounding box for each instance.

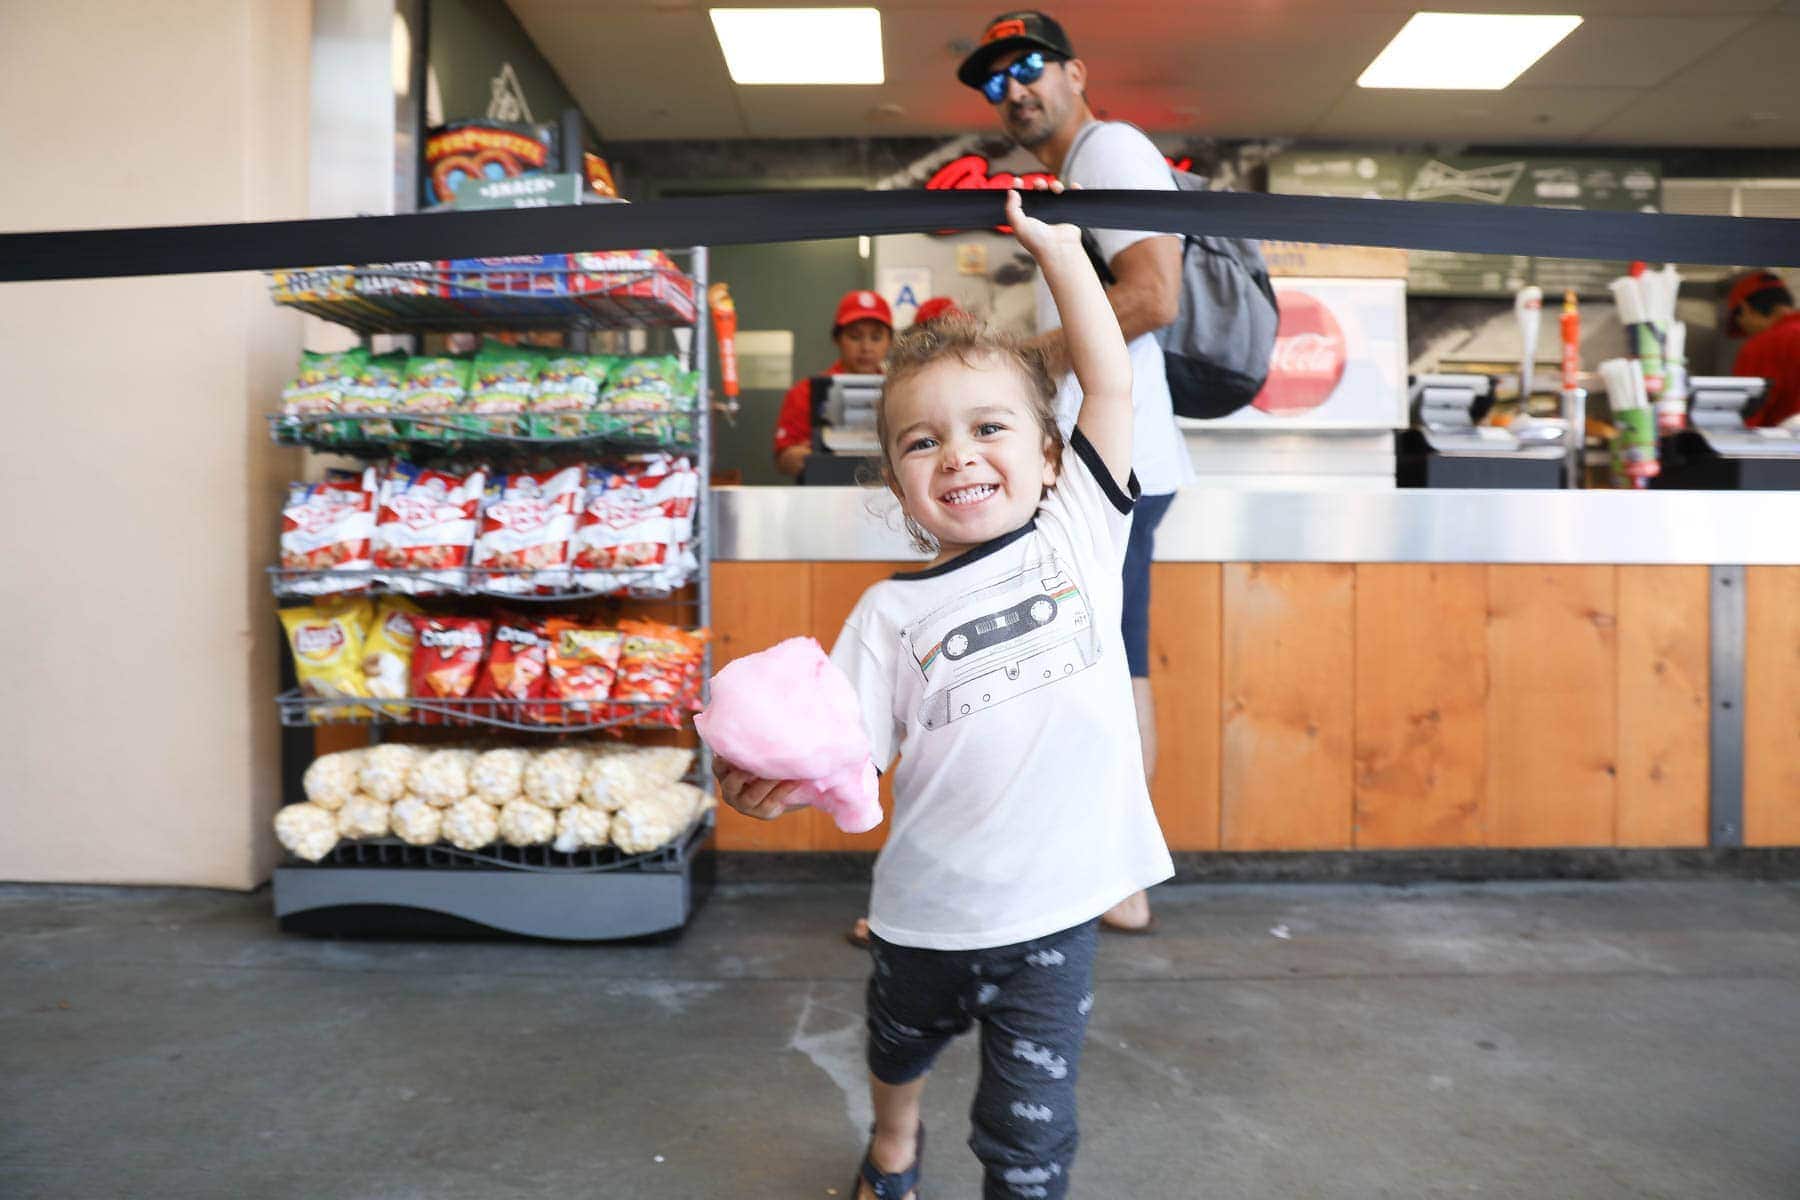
[711,486,1800,565]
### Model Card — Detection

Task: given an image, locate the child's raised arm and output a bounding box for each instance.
[1006,187,1133,486]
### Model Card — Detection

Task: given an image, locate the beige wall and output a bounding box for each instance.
[0,2,313,888]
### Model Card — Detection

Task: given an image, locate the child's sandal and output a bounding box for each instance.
[853,1123,924,1200]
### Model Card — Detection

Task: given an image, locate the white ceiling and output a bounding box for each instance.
[506,0,1800,146]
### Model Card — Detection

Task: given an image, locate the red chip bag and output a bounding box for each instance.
[471,614,549,723]
[471,465,582,594]
[610,619,710,728]
[374,463,486,594]
[410,615,491,725]
[544,618,623,727]
[279,468,377,592]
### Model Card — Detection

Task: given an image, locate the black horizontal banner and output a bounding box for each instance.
[1,189,1796,284]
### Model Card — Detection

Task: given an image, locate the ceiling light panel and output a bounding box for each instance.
[710,7,884,85]
[1358,12,1582,91]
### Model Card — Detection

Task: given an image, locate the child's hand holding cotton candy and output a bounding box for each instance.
[694,637,882,834]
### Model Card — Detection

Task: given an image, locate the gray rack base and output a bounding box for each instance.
[273,847,712,941]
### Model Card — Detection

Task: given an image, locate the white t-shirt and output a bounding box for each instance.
[830,430,1175,950]
[1034,120,1197,497]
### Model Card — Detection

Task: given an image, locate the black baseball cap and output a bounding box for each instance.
[956,11,1076,90]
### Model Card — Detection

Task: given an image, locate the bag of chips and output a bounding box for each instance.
[280,348,369,440]
[471,464,582,594]
[410,615,491,725]
[460,338,544,436]
[361,596,423,716]
[544,619,623,726]
[528,354,614,438]
[373,463,486,594]
[595,356,695,444]
[278,467,377,593]
[397,355,472,439]
[337,351,408,440]
[610,619,709,728]
[569,457,699,594]
[471,614,549,723]
[280,599,374,722]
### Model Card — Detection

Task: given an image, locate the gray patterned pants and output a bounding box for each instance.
[866,919,1099,1200]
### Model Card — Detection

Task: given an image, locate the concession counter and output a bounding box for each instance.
[707,486,1800,857]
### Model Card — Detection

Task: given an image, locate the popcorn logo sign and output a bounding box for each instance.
[485,497,556,534]
[1252,290,1347,416]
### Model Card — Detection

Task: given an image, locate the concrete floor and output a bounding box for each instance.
[3,879,1798,1200]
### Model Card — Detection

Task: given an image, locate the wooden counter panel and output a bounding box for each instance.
[1221,563,1356,850]
[1148,564,1222,850]
[1615,567,1710,847]
[1485,566,1618,847]
[1745,567,1800,846]
[710,561,817,851]
[1353,565,1487,848]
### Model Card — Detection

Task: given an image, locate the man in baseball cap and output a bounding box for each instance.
[959,11,1192,937]
[1725,270,1800,427]
[773,289,893,478]
[910,295,968,327]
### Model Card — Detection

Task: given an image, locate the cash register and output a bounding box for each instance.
[1654,376,1800,490]
[1396,373,1567,488]
[800,372,884,486]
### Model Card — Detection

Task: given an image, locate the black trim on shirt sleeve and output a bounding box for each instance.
[1069,427,1139,515]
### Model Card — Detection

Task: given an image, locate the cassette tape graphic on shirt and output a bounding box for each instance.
[905,549,1099,731]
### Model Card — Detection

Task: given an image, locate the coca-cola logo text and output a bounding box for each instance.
[1253,290,1347,416]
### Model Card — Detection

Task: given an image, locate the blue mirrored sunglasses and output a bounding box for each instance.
[980,51,1059,104]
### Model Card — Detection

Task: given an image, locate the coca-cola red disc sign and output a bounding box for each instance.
[1253,290,1347,415]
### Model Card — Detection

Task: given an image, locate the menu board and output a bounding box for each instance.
[1268,153,1661,297]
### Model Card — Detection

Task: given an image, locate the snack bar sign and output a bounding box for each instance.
[453,173,583,211]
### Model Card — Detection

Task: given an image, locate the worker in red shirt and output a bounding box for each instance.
[1726,270,1800,428]
[773,290,894,479]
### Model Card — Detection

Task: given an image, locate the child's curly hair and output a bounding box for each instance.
[875,313,1066,554]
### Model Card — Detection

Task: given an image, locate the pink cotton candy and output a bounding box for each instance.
[694,636,883,834]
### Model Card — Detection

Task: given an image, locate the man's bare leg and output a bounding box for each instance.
[858,1072,926,1199]
[1102,678,1158,931]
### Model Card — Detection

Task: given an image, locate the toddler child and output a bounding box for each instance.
[716,187,1172,1200]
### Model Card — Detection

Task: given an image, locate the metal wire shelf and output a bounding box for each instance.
[268,564,699,604]
[269,263,699,334]
[267,410,697,457]
[286,807,714,874]
[278,689,701,733]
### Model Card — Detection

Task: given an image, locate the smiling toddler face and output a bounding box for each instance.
[882,354,1060,562]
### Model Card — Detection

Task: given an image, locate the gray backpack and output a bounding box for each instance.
[1069,122,1280,420]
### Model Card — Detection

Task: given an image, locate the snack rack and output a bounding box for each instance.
[268,247,716,941]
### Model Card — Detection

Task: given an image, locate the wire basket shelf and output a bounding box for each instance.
[286,808,713,874]
[269,263,700,334]
[267,410,697,457]
[278,689,701,734]
[268,564,699,604]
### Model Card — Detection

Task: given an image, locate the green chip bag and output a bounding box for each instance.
[338,351,407,441]
[529,354,615,438]
[460,338,545,436]
[396,355,472,439]
[596,356,685,443]
[281,348,369,440]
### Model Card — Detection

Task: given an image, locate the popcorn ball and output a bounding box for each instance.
[389,795,443,846]
[441,797,500,851]
[275,803,340,862]
[581,746,678,812]
[552,804,612,853]
[336,794,392,840]
[498,798,556,847]
[611,782,706,854]
[409,748,476,807]
[302,749,366,811]
[470,748,528,804]
[359,743,422,802]
[523,746,588,809]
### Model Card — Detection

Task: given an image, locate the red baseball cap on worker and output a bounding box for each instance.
[1725,270,1788,335]
[833,289,893,333]
[957,10,1077,90]
[913,296,968,326]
